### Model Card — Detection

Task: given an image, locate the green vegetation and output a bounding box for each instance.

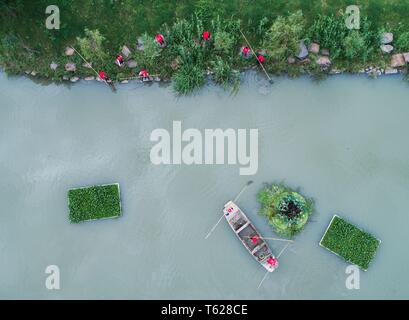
[263,10,305,72]
[320,215,381,271]
[257,183,313,238]
[68,183,121,223]
[1,1,409,93]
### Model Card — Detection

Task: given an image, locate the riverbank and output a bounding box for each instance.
[1,1,409,93]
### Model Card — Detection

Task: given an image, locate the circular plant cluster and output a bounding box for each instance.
[258,184,313,237]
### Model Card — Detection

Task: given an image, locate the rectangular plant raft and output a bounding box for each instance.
[319,215,381,271]
[68,183,121,223]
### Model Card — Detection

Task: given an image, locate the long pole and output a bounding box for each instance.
[243,236,293,243]
[70,46,113,89]
[239,30,273,84]
[204,181,253,239]
[257,242,292,289]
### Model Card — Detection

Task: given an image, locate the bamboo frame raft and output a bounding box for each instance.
[68,183,122,223]
[319,214,381,271]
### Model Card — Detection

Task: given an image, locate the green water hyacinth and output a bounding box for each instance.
[68,183,121,223]
[258,183,313,237]
[320,215,381,271]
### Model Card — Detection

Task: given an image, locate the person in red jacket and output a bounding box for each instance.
[155,34,166,48]
[116,54,124,66]
[99,70,107,81]
[202,31,210,41]
[241,46,251,59]
[139,69,150,81]
[256,54,265,63]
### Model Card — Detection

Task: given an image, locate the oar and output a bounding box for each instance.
[70,46,115,91]
[243,236,293,243]
[239,30,274,84]
[257,242,292,289]
[204,181,253,239]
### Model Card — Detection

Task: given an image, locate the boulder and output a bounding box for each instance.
[321,48,330,56]
[84,76,95,81]
[296,40,308,59]
[391,53,406,68]
[121,80,129,84]
[30,71,37,76]
[122,45,131,58]
[403,52,409,63]
[287,56,296,64]
[380,44,394,54]
[63,75,70,81]
[65,47,75,56]
[308,43,320,54]
[50,62,58,70]
[65,63,76,72]
[384,67,399,75]
[170,58,179,70]
[70,76,79,82]
[380,32,393,44]
[298,58,311,65]
[83,62,92,69]
[136,37,145,51]
[316,56,331,66]
[126,60,138,68]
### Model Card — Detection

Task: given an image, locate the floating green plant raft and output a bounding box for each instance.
[320,215,381,271]
[68,183,121,223]
[258,183,313,238]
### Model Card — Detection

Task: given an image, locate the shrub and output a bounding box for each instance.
[257,183,313,238]
[396,31,409,51]
[68,184,121,223]
[172,64,205,94]
[214,31,235,55]
[211,56,232,85]
[136,32,162,70]
[308,13,347,59]
[343,30,372,62]
[320,215,380,270]
[76,28,107,63]
[263,11,305,65]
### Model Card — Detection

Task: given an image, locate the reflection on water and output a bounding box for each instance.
[0,72,408,299]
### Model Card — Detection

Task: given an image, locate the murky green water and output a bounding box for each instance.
[1,72,408,299]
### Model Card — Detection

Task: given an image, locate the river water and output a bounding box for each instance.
[1,72,408,299]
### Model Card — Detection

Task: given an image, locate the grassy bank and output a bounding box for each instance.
[1,0,409,93]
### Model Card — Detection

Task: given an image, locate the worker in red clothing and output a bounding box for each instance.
[255,49,268,64]
[99,70,108,81]
[202,31,210,41]
[139,69,150,81]
[116,54,124,67]
[256,53,266,63]
[155,34,166,48]
[241,46,251,59]
[267,257,277,267]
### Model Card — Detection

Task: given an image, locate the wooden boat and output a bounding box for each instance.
[223,201,278,272]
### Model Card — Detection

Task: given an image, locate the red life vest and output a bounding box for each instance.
[251,236,258,244]
[257,55,265,63]
[267,257,277,266]
[155,34,164,44]
[202,31,210,40]
[139,69,149,78]
[99,71,106,80]
[242,47,250,55]
[117,55,123,63]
